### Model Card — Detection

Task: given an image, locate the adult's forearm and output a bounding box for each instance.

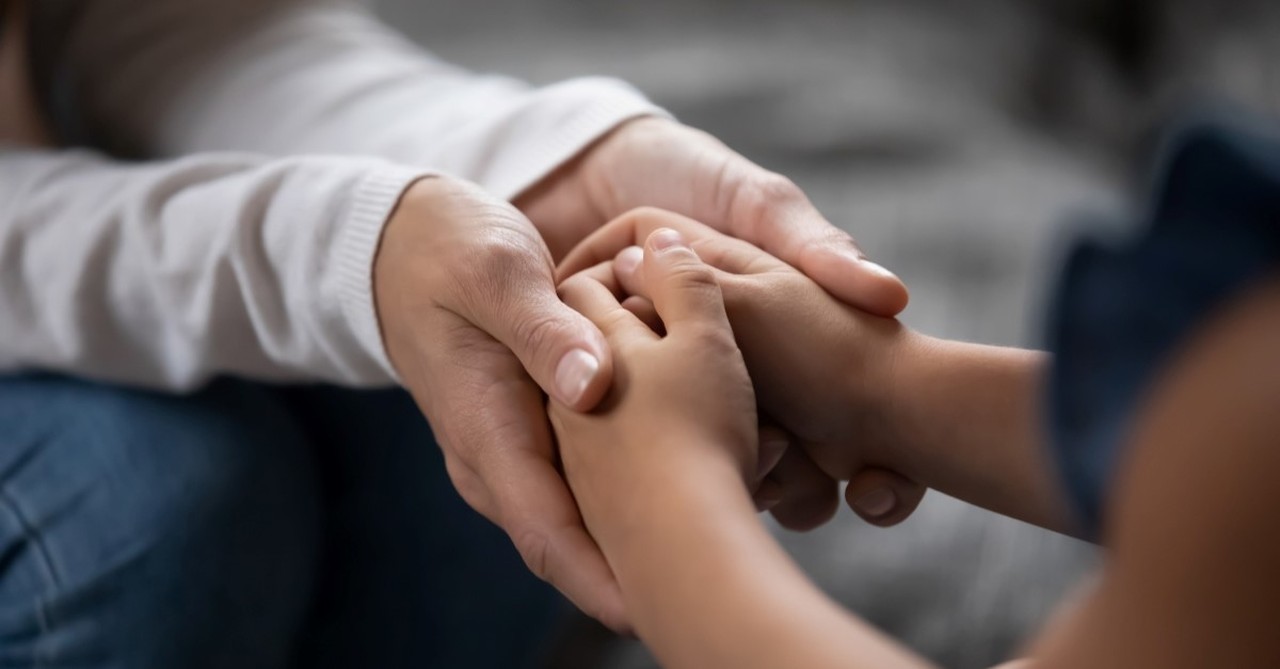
[882,335,1077,534]
[0,148,426,388]
[58,0,662,200]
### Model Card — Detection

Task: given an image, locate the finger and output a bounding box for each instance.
[442,448,496,519]
[558,207,784,282]
[495,448,633,633]
[613,245,646,297]
[568,256,627,298]
[460,235,613,413]
[427,333,632,632]
[753,477,785,512]
[845,468,928,528]
[619,295,663,335]
[751,420,791,512]
[557,266,656,343]
[437,350,632,634]
[767,447,840,531]
[755,420,790,485]
[640,228,732,337]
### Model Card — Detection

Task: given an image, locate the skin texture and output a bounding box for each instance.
[2,10,917,625]
[559,209,933,526]
[373,116,923,630]
[552,209,1280,668]
[562,210,1078,533]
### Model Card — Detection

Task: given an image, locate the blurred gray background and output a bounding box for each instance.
[372,1,1279,667]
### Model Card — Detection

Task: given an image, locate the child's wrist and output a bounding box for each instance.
[593,442,753,560]
[841,327,936,475]
[606,455,758,583]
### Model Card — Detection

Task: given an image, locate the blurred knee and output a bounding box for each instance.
[0,375,320,666]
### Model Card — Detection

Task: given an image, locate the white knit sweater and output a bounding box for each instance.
[0,0,663,389]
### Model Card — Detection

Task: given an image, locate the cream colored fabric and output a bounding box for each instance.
[1,1,663,388]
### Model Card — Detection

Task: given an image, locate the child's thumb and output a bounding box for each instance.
[642,228,731,335]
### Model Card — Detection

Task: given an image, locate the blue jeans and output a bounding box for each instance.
[0,375,566,668]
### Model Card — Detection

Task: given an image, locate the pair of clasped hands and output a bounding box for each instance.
[374,117,925,632]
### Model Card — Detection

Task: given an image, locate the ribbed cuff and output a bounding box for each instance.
[335,166,436,383]
[487,77,672,200]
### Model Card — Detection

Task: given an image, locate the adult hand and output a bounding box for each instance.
[373,176,629,629]
[520,116,911,530]
[518,117,909,315]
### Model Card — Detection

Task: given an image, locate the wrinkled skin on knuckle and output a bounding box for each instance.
[390,178,549,320]
[601,309,643,340]
[599,205,675,250]
[752,172,806,206]
[510,309,570,368]
[512,526,553,582]
[732,171,806,233]
[442,449,494,517]
[685,319,738,357]
[799,226,861,260]
[665,258,721,294]
[618,205,668,229]
[450,224,550,317]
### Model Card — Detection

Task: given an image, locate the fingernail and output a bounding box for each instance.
[555,348,599,406]
[853,488,896,518]
[757,439,788,479]
[859,259,900,281]
[754,479,784,511]
[615,246,643,277]
[649,228,686,252]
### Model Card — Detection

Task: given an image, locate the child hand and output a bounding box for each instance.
[559,208,928,526]
[549,228,760,554]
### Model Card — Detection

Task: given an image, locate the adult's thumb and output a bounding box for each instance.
[472,281,614,412]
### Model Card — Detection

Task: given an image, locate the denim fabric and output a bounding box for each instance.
[0,375,565,668]
[1047,112,1280,538]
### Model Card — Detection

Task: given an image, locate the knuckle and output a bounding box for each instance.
[600,309,643,340]
[512,526,553,581]
[617,206,684,241]
[556,273,589,300]
[665,258,719,289]
[512,310,572,363]
[729,170,807,237]
[619,205,669,225]
[585,600,624,632]
[752,172,805,205]
[455,228,550,308]
[443,455,492,516]
[685,317,737,350]
[800,227,861,258]
[470,228,542,277]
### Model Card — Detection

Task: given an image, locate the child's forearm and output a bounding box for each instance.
[604,452,932,669]
[878,334,1078,534]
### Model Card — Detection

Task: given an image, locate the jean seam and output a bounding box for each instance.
[0,485,62,668]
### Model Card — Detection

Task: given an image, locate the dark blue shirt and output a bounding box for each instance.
[1047,113,1280,538]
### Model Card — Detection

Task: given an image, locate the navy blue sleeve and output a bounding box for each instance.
[1046,112,1280,538]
